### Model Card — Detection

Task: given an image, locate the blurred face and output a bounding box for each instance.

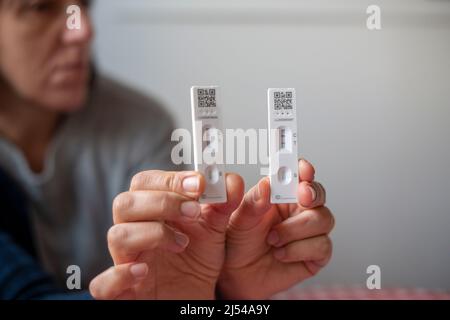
[0,0,93,111]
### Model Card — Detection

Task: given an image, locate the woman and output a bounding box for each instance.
[0,0,334,300]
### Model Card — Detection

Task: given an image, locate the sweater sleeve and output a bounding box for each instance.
[0,231,92,300]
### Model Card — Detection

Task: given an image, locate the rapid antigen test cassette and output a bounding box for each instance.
[191,86,227,204]
[267,88,299,204]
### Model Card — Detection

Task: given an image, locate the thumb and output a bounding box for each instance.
[89,262,147,300]
[297,181,326,209]
[229,177,272,231]
[200,173,245,232]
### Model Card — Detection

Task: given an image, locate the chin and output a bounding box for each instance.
[39,84,90,113]
[58,96,88,112]
[38,68,91,112]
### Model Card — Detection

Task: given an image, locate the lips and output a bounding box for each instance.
[57,59,88,71]
[51,61,89,87]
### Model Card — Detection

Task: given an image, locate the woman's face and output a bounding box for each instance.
[0,0,93,111]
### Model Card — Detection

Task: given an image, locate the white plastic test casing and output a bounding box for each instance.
[190,86,227,204]
[267,88,299,204]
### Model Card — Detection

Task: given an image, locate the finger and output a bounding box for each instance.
[304,258,332,277]
[272,258,330,287]
[115,289,137,300]
[299,158,315,182]
[297,181,326,209]
[130,170,205,199]
[228,176,272,231]
[108,222,189,264]
[272,235,332,263]
[201,173,245,233]
[113,191,201,224]
[89,262,148,300]
[267,206,335,247]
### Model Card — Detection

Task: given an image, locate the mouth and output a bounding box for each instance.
[57,59,89,72]
[51,60,90,86]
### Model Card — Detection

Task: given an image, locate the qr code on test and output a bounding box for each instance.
[274,91,293,110]
[198,88,217,108]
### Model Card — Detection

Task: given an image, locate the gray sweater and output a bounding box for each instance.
[0,76,178,289]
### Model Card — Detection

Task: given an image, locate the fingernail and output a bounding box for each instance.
[252,182,261,202]
[274,248,285,260]
[180,201,201,218]
[174,232,189,248]
[307,185,317,202]
[182,176,200,192]
[130,263,148,279]
[267,230,279,246]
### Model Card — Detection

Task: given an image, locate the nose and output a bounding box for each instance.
[62,6,94,46]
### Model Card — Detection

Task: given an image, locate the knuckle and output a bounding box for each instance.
[89,276,106,299]
[318,236,333,257]
[162,174,174,191]
[113,192,133,216]
[149,223,166,248]
[162,173,181,192]
[304,209,321,227]
[107,224,128,249]
[158,192,171,214]
[318,207,334,231]
[130,172,145,190]
[89,281,100,299]
[130,171,156,190]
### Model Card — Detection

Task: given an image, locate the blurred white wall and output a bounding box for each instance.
[92,0,450,290]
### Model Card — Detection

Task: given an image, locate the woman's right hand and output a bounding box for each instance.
[89,170,244,300]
